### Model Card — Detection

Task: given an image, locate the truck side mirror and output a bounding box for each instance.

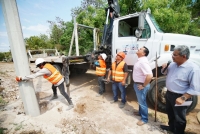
[135,12,145,38]
[135,29,142,38]
[138,12,145,30]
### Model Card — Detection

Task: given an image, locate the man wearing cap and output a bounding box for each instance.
[132,46,153,126]
[95,53,107,97]
[16,58,74,111]
[107,52,128,108]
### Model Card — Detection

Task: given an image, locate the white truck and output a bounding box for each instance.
[90,0,200,113]
[29,0,200,113]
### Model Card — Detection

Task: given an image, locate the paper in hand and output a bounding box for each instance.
[175,101,192,106]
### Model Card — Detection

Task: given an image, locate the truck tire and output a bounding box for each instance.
[148,76,198,113]
[148,77,167,112]
[147,80,156,107]
[186,96,198,113]
[53,64,62,73]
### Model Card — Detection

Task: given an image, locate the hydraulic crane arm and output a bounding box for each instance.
[101,0,120,47]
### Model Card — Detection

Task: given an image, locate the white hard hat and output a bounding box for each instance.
[100,53,107,61]
[35,58,45,67]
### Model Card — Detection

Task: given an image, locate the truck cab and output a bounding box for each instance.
[112,10,200,71]
[110,10,200,113]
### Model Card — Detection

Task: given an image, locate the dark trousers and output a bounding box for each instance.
[52,82,72,105]
[166,91,190,134]
[98,76,105,94]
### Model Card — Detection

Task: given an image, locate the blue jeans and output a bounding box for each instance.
[133,83,150,123]
[112,82,126,104]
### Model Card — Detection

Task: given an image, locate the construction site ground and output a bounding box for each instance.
[0,62,199,134]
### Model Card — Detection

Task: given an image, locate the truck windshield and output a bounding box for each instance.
[149,14,164,33]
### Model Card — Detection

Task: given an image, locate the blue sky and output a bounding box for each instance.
[0,0,82,52]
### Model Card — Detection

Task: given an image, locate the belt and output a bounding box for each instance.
[135,82,143,85]
[167,90,183,96]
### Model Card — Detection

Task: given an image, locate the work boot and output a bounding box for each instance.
[96,94,102,97]
[66,104,74,111]
[110,100,118,104]
[119,102,125,108]
[50,95,58,101]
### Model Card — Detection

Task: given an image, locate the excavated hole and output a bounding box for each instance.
[35,92,53,114]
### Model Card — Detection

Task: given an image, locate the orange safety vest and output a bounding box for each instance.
[96,60,106,76]
[112,61,125,82]
[43,64,63,84]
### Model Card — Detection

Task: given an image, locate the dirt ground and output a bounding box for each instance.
[0,62,199,134]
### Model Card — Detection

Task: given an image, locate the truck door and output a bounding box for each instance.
[112,16,153,66]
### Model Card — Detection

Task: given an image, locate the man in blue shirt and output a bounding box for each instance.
[160,45,200,134]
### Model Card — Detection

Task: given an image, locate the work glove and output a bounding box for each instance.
[16,76,22,82]
[94,61,100,66]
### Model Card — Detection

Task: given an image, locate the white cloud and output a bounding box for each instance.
[0,32,7,37]
[22,18,30,23]
[23,24,49,33]
[34,3,52,10]
[22,26,26,30]
[0,43,8,47]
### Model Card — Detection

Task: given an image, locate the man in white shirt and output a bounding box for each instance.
[132,46,153,126]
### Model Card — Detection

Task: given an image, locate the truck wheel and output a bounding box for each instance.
[147,80,156,107]
[53,64,62,73]
[186,96,198,113]
[148,77,167,112]
[148,76,198,113]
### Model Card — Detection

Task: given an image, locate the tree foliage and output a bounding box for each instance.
[119,0,141,16]
[0,51,12,61]
[141,0,200,36]
[23,0,200,56]
[68,0,107,55]
[24,34,53,50]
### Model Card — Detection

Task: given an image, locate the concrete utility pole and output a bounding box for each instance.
[0,0,40,116]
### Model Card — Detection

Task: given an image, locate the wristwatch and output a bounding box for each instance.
[181,96,187,101]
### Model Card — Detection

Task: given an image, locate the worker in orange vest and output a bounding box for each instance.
[107,52,128,108]
[95,53,107,97]
[16,58,74,111]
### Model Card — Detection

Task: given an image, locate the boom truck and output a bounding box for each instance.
[90,0,200,113]
[29,0,200,113]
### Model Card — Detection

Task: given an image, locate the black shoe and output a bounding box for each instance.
[119,102,125,108]
[110,100,118,104]
[50,95,58,101]
[160,125,174,132]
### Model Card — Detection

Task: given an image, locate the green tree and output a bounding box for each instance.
[187,0,200,36]
[60,21,74,55]
[47,17,68,52]
[119,0,141,16]
[0,52,4,61]
[141,0,200,36]
[0,51,12,61]
[66,0,107,55]
[25,35,53,50]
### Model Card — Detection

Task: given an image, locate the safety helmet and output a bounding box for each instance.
[35,58,45,67]
[117,52,125,59]
[100,53,107,61]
